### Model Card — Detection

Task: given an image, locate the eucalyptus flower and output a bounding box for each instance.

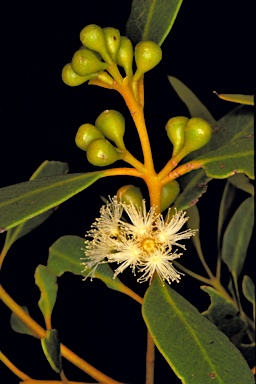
[81,196,197,285]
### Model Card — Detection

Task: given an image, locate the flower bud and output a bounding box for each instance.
[133,41,162,81]
[117,185,143,209]
[165,116,189,156]
[75,124,105,151]
[103,27,121,61]
[71,49,108,76]
[62,64,97,86]
[160,180,180,212]
[180,117,212,157]
[80,24,112,64]
[86,139,122,166]
[95,110,125,149]
[116,36,134,77]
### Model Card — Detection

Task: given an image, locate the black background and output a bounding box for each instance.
[0,1,253,383]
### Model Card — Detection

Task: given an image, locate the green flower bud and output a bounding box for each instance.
[62,63,97,87]
[116,36,134,77]
[86,139,122,166]
[160,180,180,212]
[103,27,121,60]
[133,41,162,81]
[180,117,212,156]
[75,123,105,151]
[71,49,108,76]
[80,24,112,64]
[165,116,189,156]
[95,110,125,149]
[117,185,143,209]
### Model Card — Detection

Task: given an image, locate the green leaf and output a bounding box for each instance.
[242,275,255,321]
[47,235,131,294]
[0,172,103,231]
[142,276,254,383]
[217,180,237,248]
[174,170,210,211]
[222,196,254,279]
[168,76,217,126]
[198,137,254,179]
[228,173,254,195]
[35,265,58,328]
[10,306,38,338]
[201,286,246,344]
[3,161,69,251]
[41,329,62,373]
[126,0,183,46]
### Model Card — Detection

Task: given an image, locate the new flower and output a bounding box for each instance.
[81,196,197,285]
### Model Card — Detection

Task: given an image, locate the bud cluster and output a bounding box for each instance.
[165,116,212,158]
[62,24,162,87]
[75,109,126,167]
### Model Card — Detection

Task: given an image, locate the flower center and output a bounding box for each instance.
[141,238,156,254]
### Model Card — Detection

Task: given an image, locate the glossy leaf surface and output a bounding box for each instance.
[0,172,103,230]
[143,276,254,383]
[222,196,254,278]
[3,161,69,251]
[126,0,183,46]
[41,329,62,373]
[35,265,58,329]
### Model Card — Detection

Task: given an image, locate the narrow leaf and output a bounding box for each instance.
[143,276,254,383]
[201,286,246,343]
[3,161,69,251]
[0,172,103,230]
[222,196,254,278]
[35,265,58,329]
[242,275,255,321]
[41,329,62,373]
[126,0,183,46]
[217,180,237,248]
[168,76,217,126]
[175,170,211,211]
[213,92,254,106]
[47,235,132,294]
[10,306,38,337]
[228,174,254,195]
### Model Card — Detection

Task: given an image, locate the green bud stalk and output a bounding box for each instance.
[160,180,180,212]
[71,49,108,76]
[80,24,112,64]
[133,41,162,81]
[95,110,125,149]
[62,64,97,87]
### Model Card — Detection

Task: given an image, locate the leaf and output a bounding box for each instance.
[175,170,210,211]
[47,235,131,294]
[222,196,254,279]
[41,329,62,373]
[168,76,217,126]
[35,265,58,329]
[0,172,103,231]
[126,0,183,46]
[242,275,255,321]
[228,173,254,195]
[10,306,38,338]
[217,180,237,248]
[201,286,246,344]
[198,136,254,179]
[213,92,254,106]
[3,161,69,251]
[142,276,254,383]
[185,204,202,255]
